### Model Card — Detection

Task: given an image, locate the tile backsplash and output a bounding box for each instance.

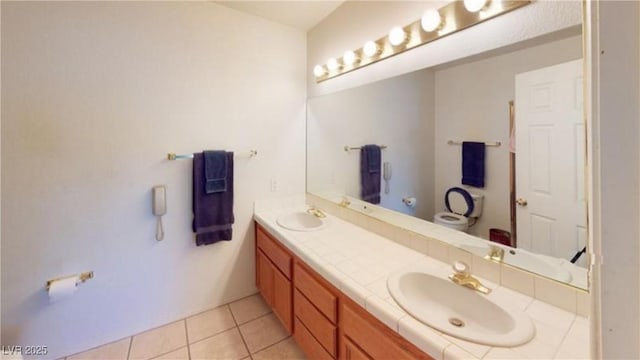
[306,193,589,317]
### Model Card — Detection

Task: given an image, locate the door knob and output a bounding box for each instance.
[515,198,528,206]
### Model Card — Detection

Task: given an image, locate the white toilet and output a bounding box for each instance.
[434,187,484,232]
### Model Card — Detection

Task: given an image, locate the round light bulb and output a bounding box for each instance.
[388,26,407,46]
[464,0,488,12]
[327,57,340,71]
[421,9,442,32]
[313,65,326,77]
[343,50,358,66]
[363,41,379,58]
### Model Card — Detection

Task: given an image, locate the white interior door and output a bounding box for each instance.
[515,59,587,264]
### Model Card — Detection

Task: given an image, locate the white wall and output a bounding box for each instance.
[434,35,582,239]
[596,1,640,358]
[1,2,306,359]
[307,1,581,97]
[307,69,435,219]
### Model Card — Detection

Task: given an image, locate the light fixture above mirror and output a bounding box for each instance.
[313,0,531,83]
[421,10,444,33]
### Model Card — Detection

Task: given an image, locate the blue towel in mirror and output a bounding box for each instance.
[204,150,227,194]
[360,145,381,204]
[461,142,485,188]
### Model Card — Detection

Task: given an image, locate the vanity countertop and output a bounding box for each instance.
[253,197,589,360]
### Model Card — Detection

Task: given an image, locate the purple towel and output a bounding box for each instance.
[461,142,485,188]
[360,145,381,204]
[192,151,234,246]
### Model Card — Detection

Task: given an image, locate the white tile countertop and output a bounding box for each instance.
[253,197,590,360]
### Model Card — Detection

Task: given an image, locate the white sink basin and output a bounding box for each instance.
[276,211,326,232]
[387,270,535,347]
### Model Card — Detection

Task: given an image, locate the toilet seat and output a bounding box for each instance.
[434,212,468,225]
[444,187,475,217]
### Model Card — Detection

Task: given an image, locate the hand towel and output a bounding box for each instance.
[360,145,381,204]
[204,150,227,194]
[192,151,234,246]
[462,142,485,188]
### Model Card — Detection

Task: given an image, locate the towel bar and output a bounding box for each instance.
[344,145,388,152]
[167,150,258,160]
[447,140,501,147]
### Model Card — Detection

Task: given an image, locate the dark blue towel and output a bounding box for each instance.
[204,150,227,194]
[193,151,234,246]
[462,142,485,188]
[360,145,381,204]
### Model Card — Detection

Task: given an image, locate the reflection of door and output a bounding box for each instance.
[515,59,586,262]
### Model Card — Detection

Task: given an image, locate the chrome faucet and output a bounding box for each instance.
[486,245,505,262]
[306,205,327,218]
[449,261,491,294]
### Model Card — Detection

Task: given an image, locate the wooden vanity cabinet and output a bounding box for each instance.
[256,225,293,333]
[255,223,432,360]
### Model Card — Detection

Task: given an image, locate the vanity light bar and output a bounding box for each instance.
[314,0,531,83]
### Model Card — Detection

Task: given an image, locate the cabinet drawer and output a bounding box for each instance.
[294,290,337,357]
[294,262,337,323]
[257,226,292,279]
[342,302,423,360]
[342,336,372,360]
[294,317,334,360]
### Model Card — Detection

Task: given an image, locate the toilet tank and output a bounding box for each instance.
[468,193,484,218]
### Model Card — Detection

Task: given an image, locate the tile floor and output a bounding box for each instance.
[65,294,307,360]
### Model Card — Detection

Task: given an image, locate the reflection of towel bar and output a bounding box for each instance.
[447,140,501,147]
[167,150,258,160]
[344,145,388,152]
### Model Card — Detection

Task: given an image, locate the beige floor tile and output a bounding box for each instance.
[229,294,271,325]
[239,314,289,353]
[129,321,187,360]
[67,337,131,360]
[187,305,236,343]
[189,328,249,360]
[251,338,306,360]
[151,347,189,360]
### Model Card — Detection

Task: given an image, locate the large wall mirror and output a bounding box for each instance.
[306,25,588,290]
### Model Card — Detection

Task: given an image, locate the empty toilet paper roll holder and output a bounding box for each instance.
[46,271,94,291]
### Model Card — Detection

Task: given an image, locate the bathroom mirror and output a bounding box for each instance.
[306,26,588,290]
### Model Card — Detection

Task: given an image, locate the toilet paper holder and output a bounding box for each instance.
[46,271,94,291]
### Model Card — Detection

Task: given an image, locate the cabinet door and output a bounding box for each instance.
[273,266,293,333]
[341,336,372,360]
[257,249,274,307]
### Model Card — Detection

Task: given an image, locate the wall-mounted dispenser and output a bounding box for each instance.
[152,185,167,241]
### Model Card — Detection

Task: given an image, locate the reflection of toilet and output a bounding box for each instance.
[434,187,484,232]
